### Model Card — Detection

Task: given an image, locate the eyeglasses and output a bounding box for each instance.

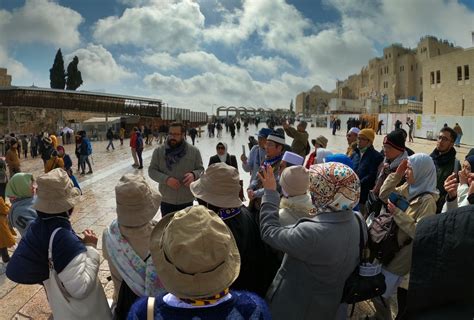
[437,135,452,142]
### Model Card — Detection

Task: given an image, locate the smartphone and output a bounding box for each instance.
[388,192,410,212]
[242,145,246,156]
[453,160,460,183]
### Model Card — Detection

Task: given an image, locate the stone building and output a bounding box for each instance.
[295,85,336,116]
[423,47,473,116]
[334,36,469,115]
[0,68,12,87]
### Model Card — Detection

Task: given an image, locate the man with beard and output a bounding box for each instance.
[148,122,204,216]
[430,127,460,213]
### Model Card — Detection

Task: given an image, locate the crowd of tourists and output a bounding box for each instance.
[0,119,473,320]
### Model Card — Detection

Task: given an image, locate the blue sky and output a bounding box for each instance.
[0,0,473,112]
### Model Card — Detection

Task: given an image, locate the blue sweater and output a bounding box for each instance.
[127,291,271,320]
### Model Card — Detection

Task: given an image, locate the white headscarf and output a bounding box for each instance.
[217,142,228,163]
[407,153,439,201]
[316,148,333,164]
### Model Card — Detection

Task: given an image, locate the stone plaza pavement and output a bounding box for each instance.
[0,124,470,319]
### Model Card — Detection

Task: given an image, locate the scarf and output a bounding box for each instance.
[407,154,439,201]
[179,289,230,307]
[217,142,228,163]
[373,151,408,194]
[263,154,283,167]
[217,207,241,220]
[5,173,33,198]
[165,140,187,170]
[104,220,164,296]
[308,162,360,213]
[430,147,456,167]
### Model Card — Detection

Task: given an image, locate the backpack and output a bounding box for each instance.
[85,139,92,155]
[367,192,430,265]
[113,254,151,320]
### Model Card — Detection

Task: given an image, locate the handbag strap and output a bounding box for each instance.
[48,227,73,302]
[147,297,155,320]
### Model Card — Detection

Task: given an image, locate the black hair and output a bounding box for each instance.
[440,127,457,142]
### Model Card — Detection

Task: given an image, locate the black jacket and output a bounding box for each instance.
[208,154,238,170]
[405,205,474,319]
[352,146,384,203]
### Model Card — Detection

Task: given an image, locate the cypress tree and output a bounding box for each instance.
[66,56,83,90]
[49,49,66,89]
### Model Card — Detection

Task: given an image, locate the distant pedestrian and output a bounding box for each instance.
[79,131,93,175]
[57,145,73,177]
[453,123,463,147]
[407,119,415,142]
[395,119,402,130]
[377,120,384,135]
[130,127,139,168]
[30,134,38,158]
[20,136,28,159]
[332,119,337,135]
[106,128,115,151]
[5,138,20,178]
[119,127,125,146]
[135,129,144,170]
[189,126,198,145]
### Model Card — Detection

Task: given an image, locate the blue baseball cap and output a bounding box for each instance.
[256,128,272,138]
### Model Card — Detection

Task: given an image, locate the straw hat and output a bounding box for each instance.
[150,205,240,299]
[33,168,81,214]
[115,174,162,227]
[190,163,242,208]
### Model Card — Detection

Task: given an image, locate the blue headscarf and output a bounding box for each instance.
[407,153,438,201]
[465,155,474,173]
[325,154,354,169]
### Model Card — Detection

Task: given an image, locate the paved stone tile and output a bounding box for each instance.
[0,126,470,319]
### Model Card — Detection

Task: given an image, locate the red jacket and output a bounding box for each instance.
[130,131,137,148]
[305,151,316,169]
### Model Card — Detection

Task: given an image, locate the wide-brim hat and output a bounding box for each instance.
[33,168,81,214]
[311,135,328,148]
[150,205,240,299]
[116,174,162,227]
[190,163,242,208]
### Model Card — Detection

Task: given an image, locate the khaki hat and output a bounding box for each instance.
[150,205,240,299]
[312,135,328,148]
[115,174,162,227]
[33,168,81,214]
[190,163,242,208]
[280,166,310,197]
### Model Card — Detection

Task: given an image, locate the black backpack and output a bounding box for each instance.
[113,255,150,320]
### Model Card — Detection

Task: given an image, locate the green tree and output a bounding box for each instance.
[66,56,83,90]
[49,49,66,89]
[289,99,294,112]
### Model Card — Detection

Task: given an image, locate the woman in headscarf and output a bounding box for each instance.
[258,162,360,320]
[5,173,37,236]
[377,153,439,319]
[6,169,111,319]
[442,155,474,212]
[208,142,238,170]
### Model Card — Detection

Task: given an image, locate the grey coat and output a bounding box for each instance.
[260,190,359,320]
[148,142,204,205]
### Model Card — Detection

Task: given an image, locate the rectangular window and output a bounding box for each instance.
[436,70,441,84]
[465,65,470,80]
[457,66,463,81]
[430,72,435,84]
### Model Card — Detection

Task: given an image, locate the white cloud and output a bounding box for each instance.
[92,0,205,52]
[238,55,291,76]
[0,0,83,48]
[0,46,31,82]
[65,44,136,85]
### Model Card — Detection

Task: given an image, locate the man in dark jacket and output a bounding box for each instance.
[430,127,460,213]
[352,128,383,216]
[190,163,280,297]
[283,120,309,158]
[405,205,474,319]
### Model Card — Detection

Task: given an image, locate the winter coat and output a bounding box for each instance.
[45,157,65,173]
[378,173,438,277]
[8,197,37,237]
[260,190,359,320]
[283,126,309,158]
[102,221,157,303]
[50,135,58,149]
[406,205,474,319]
[208,154,238,170]
[148,142,204,205]
[5,148,20,173]
[442,183,470,213]
[0,199,16,249]
[430,148,459,212]
[352,145,384,204]
[278,193,314,226]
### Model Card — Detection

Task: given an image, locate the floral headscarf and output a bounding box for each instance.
[309,162,360,213]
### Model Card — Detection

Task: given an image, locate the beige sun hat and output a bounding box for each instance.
[150,205,240,299]
[115,174,162,227]
[33,168,81,214]
[190,163,242,208]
